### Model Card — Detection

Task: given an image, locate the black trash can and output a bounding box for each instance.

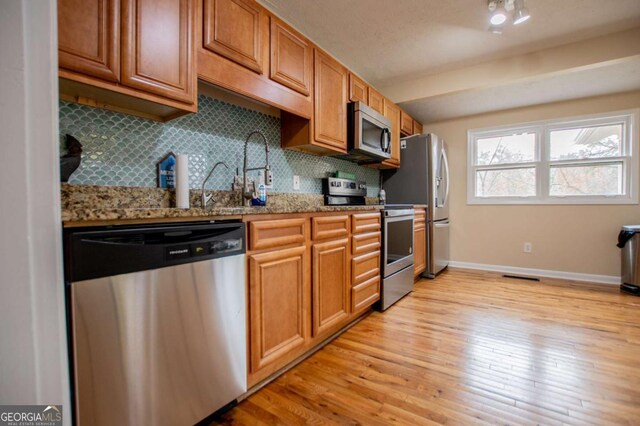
[617,225,640,295]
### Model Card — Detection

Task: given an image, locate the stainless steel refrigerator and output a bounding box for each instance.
[382,133,450,278]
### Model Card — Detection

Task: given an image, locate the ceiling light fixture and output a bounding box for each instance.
[489,3,507,25]
[488,0,531,33]
[513,0,531,24]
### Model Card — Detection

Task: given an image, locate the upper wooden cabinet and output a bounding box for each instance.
[58,0,197,121]
[349,73,368,104]
[58,0,120,82]
[382,99,401,168]
[313,49,348,153]
[203,0,263,74]
[400,110,414,136]
[122,0,196,104]
[413,119,423,135]
[269,16,312,96]
[368,87,384,115]
[198,0,312,118]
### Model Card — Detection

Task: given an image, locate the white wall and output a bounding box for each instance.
[0,0,71,421]
[426,91,640,281]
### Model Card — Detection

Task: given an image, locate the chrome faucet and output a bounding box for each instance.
[241,130,271,206]
[201,161,229,208]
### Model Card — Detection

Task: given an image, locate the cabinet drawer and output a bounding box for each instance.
[249,218,306,251]
[351,212,381,234]
[352,275,380,312]
[352,231,381,255]
[312,215,349,241]
[352,250,380,285]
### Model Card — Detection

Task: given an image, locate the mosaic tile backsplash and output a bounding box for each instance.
[59,95,380,195]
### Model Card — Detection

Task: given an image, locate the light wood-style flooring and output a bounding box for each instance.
[212,268,640,425]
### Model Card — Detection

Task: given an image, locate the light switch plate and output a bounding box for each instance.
[293,175,300,191]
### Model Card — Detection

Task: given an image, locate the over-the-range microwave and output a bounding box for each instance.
[337,101,392,164]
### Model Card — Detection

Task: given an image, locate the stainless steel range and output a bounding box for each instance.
[379,206,415,310]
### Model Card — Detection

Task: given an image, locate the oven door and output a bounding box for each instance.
[383,209,414,277]
[354,107,391,160]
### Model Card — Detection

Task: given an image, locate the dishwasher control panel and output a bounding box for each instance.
[65,221,246,282]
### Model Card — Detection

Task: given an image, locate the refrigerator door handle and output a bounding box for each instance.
[441,147,450,208]
[434,220,450,228]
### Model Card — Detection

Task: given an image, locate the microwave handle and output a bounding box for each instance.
[381,128,391,153]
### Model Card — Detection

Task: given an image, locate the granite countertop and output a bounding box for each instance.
[61,184,382,225]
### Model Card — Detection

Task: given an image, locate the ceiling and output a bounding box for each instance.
[402,57,640,122]
[258,0,640,86]
[257,0,640,122]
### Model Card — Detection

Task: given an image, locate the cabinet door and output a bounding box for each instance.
[121,0,196,103]
[58,0,120,82]
[249,245,308,372]
[383,99,401,165]
[413,119,423,135]
[314,49,348,152]
[414,225,426,277]
[400,110,414,135]
[203,0,263,74]
[312,238,349,336]
[368,87,384,115]
[269,16,311,96]
[349,73,368,104]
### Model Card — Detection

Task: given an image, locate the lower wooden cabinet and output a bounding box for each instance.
[246,212,381,387]
[414,209,427,277]
[312,238,350,337]
[248,245,308,373]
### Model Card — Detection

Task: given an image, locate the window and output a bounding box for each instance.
[467,110,639,204]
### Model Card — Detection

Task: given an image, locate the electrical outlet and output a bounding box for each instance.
[523,242,532,253]
[293,175,300,191]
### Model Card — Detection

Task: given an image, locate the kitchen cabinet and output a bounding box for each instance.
[400,110,414,136]
[122,0,196,103]
[246,211,380,387]
[312,238,350,336]
[351,213,381,313]
[203,0,263,74]
[413,119,423,135]
[198,0,312,118]
[368,87,384,115]
[414,208,427,278]
[349,73,368,104]
[369,99,401,169]
[58,0,197,121]
[58,0,120,82]
[248,245,309,373]
[313,49,349,153]
[270,16,312,96]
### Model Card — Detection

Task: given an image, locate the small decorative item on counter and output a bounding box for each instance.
[60,134,83,182]
[175,154,190,209]
[156,152,176,189]
[379,188,386,205]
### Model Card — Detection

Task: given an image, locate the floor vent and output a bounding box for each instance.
[502,274,540,282]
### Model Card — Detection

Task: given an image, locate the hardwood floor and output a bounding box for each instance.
[212,268,640,425]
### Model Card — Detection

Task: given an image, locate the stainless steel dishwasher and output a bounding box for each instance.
[64,221,247,426]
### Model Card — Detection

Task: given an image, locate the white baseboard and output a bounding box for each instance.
[448,261,620,285]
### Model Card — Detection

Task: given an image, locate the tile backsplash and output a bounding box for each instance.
[59,95,380,195]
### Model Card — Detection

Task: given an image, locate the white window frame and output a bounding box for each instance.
[467,109,639,205]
